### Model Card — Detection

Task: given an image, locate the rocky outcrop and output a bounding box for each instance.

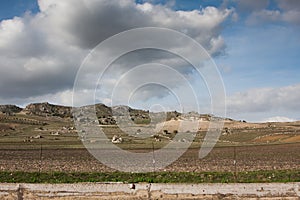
[24,102,72,118]
[0,105,22,115]
[95,103,113,118]
[96,104,151,125]
[1,102,234,124]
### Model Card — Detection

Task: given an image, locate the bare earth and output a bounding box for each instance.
[0,143,299,173]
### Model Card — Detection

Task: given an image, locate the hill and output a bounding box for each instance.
[0,105,22,115]
[1,102,189,125]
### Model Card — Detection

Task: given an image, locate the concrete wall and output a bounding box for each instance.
[0,182,299,199]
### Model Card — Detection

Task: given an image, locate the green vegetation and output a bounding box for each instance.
[0,170,299,184]
[132,118,151,124]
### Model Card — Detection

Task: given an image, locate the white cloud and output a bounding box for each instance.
[0,0,233,106]
[227,84,300,114]
[261,116,297,122]
[282,10,300,25]
[247,9,281,25]
[247,9,300,25]
[246,0,300,25]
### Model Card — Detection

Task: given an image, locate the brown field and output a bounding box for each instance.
[0,143,299,173]
[0,112,299,173]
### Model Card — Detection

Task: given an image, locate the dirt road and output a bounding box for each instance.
[0,182,299,199]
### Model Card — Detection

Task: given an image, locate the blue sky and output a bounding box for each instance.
[0,0,299,122]
[0,0,39,20]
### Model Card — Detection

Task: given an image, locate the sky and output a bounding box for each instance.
[0,0,299,122]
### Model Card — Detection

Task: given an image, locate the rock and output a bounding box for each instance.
[0,105,22,115]
[23,139,33,142]
[33,135,43,139]
[129,183,135,189]
[223,127,232,135]
[24,102,71,118]
[51,132,60,136]
[153,135,161,142]
[112,135,123,144]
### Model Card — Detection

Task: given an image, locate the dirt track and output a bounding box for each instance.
[0,182,299,199]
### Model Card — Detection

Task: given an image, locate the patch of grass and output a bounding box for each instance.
[0,170,299,183]
[133,118,151,124]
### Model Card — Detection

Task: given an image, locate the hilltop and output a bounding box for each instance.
[0,102,234,125]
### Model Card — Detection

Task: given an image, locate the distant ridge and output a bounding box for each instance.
[0,102,234,124]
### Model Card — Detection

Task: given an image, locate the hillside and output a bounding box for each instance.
[0,102,299,147]
[0,102,190,125]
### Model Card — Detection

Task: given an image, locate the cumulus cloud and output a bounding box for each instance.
[0,0,233,106]
[227,84,300,113]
